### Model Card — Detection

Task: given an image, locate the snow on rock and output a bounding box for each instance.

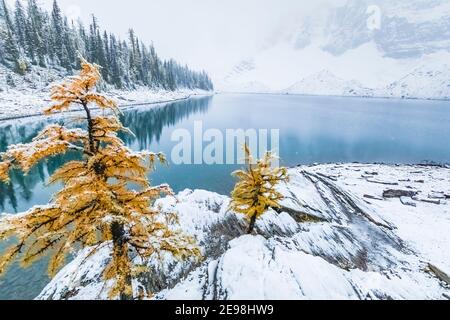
[216,0,450,100]
[37,189,235,300]
[37,164,450,300]
[37,244,113,300]
[155,189,233,246]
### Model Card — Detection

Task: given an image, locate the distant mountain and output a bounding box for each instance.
[383,63,450,99]
[322,0,450,58]
[280,64,450,100]
[218,0,450,100]
[283,70,373,97]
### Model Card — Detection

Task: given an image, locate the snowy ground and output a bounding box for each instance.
[0,65,212,120]
[36,164,450,300]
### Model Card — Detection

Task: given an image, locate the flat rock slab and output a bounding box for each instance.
[400,197,417,207]
[364,194,384,201]
[367,179,399,186]
[413,197,442,205]
[383,189,419,198]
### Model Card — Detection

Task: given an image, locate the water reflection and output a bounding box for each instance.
[120,96,211,148]
[0,96,213,213]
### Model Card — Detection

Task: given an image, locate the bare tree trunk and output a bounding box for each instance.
[247,214,257,234]
[81,101,96,154]
[111,221,133,301]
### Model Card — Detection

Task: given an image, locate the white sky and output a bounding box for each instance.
[6,0,333,79]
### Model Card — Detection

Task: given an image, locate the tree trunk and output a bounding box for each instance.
[111,221,133,301]
[247,214,257,234]
[81,101,96,154]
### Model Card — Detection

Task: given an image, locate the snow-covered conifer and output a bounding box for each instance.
[229,144,289,234]
[0,59,201,300]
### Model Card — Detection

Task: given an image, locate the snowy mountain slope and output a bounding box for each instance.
[383,63,450,99]
[283,70,374,97]
[280,63,450,99]
[219,43,450,99]
[217,0,450,99]
[37,164,450,300]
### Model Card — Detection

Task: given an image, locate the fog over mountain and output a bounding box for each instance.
[218,0,450,99]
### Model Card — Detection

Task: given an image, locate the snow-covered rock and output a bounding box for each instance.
[37,164,450,300]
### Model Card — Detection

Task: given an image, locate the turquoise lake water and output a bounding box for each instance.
[1,93,450,299]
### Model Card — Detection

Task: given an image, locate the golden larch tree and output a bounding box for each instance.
[229,144,289,234]
[0,59,200,300]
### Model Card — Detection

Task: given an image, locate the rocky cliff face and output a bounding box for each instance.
[37,164,450,300]
[322,0,450,58]
[219,0,450,99]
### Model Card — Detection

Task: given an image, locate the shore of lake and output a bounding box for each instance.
[0,87,213,121]
[35,163,450,300]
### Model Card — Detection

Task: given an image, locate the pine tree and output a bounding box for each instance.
[27,0,46,66]
[87,15,98,62]
[51,0,66,67]
[63,17,77,69]
[0,2,6,64]
[74,20,87,68]
[0,0,213,91]
[102,31,110,79]
[0,59,200,299]
[229,144,289,234]
[13,0,27,50]
[108,33,122,87]
[128,28,138,83]
[0,0,5,20]
[1,0,20,70]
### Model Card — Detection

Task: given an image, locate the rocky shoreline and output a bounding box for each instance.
[36,163,450,300]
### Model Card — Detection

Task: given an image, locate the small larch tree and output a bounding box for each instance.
[229,144,289,234]
[0,58,200,300]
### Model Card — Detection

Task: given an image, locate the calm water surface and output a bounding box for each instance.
[1,93,450,299]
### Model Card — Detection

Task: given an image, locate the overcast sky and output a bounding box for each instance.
[6,0,335,79]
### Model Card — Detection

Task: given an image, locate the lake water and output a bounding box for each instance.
[1,93,450,299]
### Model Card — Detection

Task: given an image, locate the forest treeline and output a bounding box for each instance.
[0,0,213,91]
